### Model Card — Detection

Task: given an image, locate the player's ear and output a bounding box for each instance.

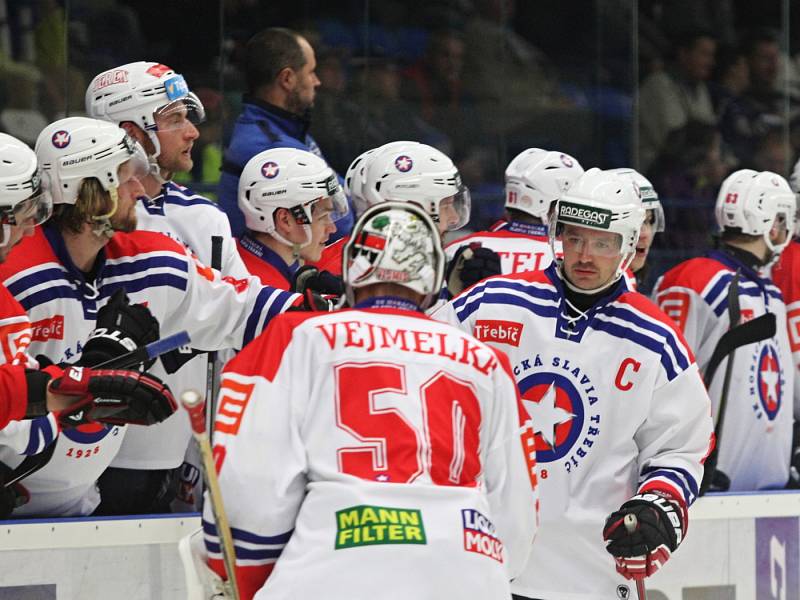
[273,207,293,235]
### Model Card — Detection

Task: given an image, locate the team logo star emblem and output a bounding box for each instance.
[261,161,279,179]
[523,383,575,449]
[395,155,413,172]
[760,356,780,410]
[51,130,71,148]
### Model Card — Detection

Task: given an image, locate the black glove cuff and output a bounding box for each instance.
[24,369,53,419]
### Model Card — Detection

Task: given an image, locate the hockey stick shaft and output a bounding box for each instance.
[91,330,191,370]
[181,389,240,600]
[624,515,648,600]
[205,236,223,440]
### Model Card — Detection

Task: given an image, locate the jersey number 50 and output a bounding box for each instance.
[335,361,481,487]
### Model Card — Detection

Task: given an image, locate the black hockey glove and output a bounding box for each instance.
[49,366,177,428]
[446,243,501,296]
[0,462,27,517]
[77,289,160,369]
[290,266,341,312]
[788,421,800,489]
[602,490,686,580]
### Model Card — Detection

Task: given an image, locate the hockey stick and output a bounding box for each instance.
[624,514,647,600]
[700,272,777,494]
[205,235,223,440]
[4,331,192,489]
[182,389,240,600]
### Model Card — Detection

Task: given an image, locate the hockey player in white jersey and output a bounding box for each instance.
[0,117,301,517]
[445,148,584,287]
[86,61,254,513]
[433,168,714,599]
[202,202,539,599]
[654,169,796,491]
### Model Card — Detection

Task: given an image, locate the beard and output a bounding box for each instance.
[286,87,313,116]
[111,201,138,233]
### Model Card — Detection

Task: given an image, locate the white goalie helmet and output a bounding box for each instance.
[608,167,665,233]
[85,61,205,159]
[238,148,348,247]
[343,201,445,310]
[505,148,584,221]
[362,142,470,231]
[35,117,149,207]
[552,167,645,292]
[715,169,796,255]
[0,133,51,247]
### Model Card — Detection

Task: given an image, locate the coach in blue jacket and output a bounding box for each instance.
[219,27,354,239]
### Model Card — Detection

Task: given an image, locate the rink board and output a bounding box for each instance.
[1,494,800,599]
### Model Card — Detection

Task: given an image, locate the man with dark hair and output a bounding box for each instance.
[218,27,353,239]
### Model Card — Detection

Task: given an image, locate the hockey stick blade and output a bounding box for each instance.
[702,313,776,387]
[91,330,192,370]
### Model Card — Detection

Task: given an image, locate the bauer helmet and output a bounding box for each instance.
[505,148,584,222]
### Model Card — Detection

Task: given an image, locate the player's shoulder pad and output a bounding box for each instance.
[0,228,56,275]
[656,257,733,296]
[224,311,326,382]
[450,269,556,321]
[162,182,226,213]
[106,229,189,258]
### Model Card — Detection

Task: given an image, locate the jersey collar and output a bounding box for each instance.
[706,247,771,305]
[239,233,298,282]
[505,220,548,238]
[353,296,421,312]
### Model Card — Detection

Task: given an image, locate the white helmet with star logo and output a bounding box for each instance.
[505,148,584,222]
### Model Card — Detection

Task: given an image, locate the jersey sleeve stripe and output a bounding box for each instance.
[640,466,698,506]
[104,253,189,277]
[243,288,297,345]
[591,318,680,380]
[104,274,189,295]
[22,416,57,455]
[453,279,559,321]
[18,286,78,312]
[6,266,70,297]
[203,518,294,545]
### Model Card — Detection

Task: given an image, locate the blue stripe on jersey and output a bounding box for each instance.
[103,255,188,278]
[203,518,294,545]
[103,274,188,296]
[164,194,221,209]
[591,318,680,380]
[711,282,782,317]
[19,285,79,312]
[603,305,690,372]
[23,417,56,455]
[7,267,70,298]
[703,272,733,307]
[453,280,559,322]
[641,465,699,505]
[243,288,295,345]
[205,540,283,561]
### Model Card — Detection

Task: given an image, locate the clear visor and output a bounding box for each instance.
[642,202,666,233]
[154,92,206,130]
[558,224,624,258]
[324,175,350,224]
[2,189,52,227]
[438,184,471,231]
[119,140,150,183]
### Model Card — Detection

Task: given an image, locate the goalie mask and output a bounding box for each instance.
[715,169,796,256]
[0,133,51,247]
[362,142,470,232]
[343,201,445,310]
[551,168,645,293]
[239,147,348,248]
[85,61,205,161]
[35,117,149,237]
[505,148,584,222]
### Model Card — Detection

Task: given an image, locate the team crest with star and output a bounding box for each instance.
[750,340,784,424]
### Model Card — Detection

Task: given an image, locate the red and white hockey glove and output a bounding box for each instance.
[48,366,177,428]
[602,490,686,580]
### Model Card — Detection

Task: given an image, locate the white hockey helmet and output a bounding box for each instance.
[85,61,205,159]
[343,201,445,310]
[239,147,347,247]
[346,141,423,217]
[362,142,470,231]
[715,169,796,255]
[0,133,51,247]
[552,167,645,292]
[505,148,584,221]
[608,167,665,233]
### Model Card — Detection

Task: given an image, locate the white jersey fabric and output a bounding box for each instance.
[110,182,251,473]
[654,249,794,490]
[203,302,539,600]
[0,224,298,516]
[445,220,554,274]
[432,265,713,600]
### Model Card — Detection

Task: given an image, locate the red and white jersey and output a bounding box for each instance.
[0,225,299,516]
[307,236,347,277]
[445,220,554,274]
[137,182,250,280]
[203,303,539,600]
[433,264,713,600]
[654,250,794,491]
[236,235,296,290]
[771,239,800,403]
[0,284,38,429]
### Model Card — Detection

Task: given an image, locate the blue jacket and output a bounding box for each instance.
[218,96,353,238]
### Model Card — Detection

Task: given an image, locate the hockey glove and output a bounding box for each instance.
[292,265,345,296]
[0,462,27,517]
[77,289,161,369]
[49,366,177,428]
[446,243,501,296]
[602,490,686,580]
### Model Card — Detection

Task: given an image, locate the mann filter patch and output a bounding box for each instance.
[559,201,612,229]
[335,505,426,549]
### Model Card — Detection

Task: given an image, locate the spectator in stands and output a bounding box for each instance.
[638,31,718,172]
[217,27,353,238]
